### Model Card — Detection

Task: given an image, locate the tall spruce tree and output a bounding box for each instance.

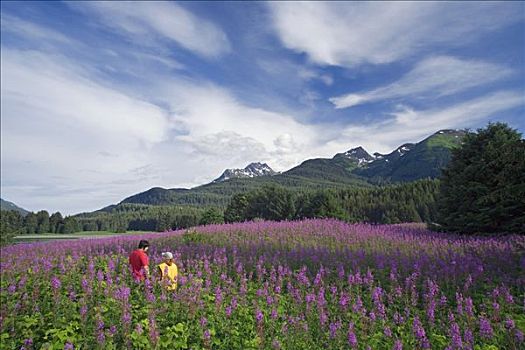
[435,122,525,234]
[49,212,63,233]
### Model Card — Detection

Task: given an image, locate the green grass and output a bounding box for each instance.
[13,230,149,243]
[425,134,462,149]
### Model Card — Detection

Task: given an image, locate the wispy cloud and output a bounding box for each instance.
[330,56,514,108]
[152,80,322,170]
[69,1,231,58]
[1,48,174,213]
[327,91,525,154]
[268,2,523,67]
[1,13,73,44]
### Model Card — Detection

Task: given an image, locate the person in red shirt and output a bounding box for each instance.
[129,240,150,281]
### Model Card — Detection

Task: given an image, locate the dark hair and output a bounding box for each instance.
[138,240,149,249]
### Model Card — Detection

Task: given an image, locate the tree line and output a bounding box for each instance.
[223,179,439,224]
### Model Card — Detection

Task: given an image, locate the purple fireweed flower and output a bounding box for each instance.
[440,294,448,306]
[81,278,89,291]
[122,311,131,325]
[215,286,223,305]
[146,291,156,303]
[456,292,464,315]
[427,300,436,324]
[80,305,88,319]
[256,309,264,323]
[200,317,208,327]
[479,317,493,339]
[271,309,278,319]
[393,340,403,350]
[352,296,364,314]
[384,326,392,337]
[7,284,16,294]
[449,322,462,349]
[96,270,104,282]
[225,305,232,317]
[64,342,74,350]
[464,297,474,316]
[317,288,326,308]
[149,316,159,344]
[413,316,429,348]
[394,312,404,325]
[314,271,322,286]
[347,323,358,348]
[504,318,515,330]
[515,329,524,343]
[51,276,61,290]
[305,293,316,304]
[464,329,474,346]
[96,331,105,345]
[204,329,211,340]
[372,287,383,303]
[319,311,328,326]
[272,339,281,350]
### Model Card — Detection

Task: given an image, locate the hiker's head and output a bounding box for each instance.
[162,252,173,265]
[138,240,149,251]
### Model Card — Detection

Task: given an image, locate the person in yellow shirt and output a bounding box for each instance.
[157,252,178,291]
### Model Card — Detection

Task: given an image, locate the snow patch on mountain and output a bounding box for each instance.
[213,162,278,183]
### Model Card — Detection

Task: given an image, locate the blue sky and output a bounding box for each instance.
[1,1,524,214]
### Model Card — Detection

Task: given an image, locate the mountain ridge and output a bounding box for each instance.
[0,198,29,216]
[116,129,465,208]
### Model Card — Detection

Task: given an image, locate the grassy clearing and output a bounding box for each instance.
[13,230,149,243]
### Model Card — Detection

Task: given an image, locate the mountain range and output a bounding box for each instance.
[118,129,465,208]
[1,129,465,215]
[0,198,29,216]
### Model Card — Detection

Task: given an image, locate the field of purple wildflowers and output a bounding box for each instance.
[1,219,524,349]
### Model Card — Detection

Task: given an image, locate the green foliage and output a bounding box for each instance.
[49,212,64,233]
[436,123,525,234]
[36,210,50,234]
[225,179,439,224]
[199,207,224,225]
[0,210,22,246]
[224,193,249,223]
[24,212,38,234]
[296,190,348,220]
[245,185,295,221]
[358,130,465,182]
[182,229,206,244]
[61,216,80,234]
[75,204,205,232]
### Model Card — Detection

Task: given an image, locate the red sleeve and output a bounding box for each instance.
[139,252,149,266]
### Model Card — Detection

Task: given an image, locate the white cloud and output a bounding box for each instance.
[330,56,514,108]
[1,49,173,213]
[154,80,322,171]
[0,13,73,44]
[268,2,523,67]
[326,91,525,154]
[0,48,324,213]
[70,2,230,58]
